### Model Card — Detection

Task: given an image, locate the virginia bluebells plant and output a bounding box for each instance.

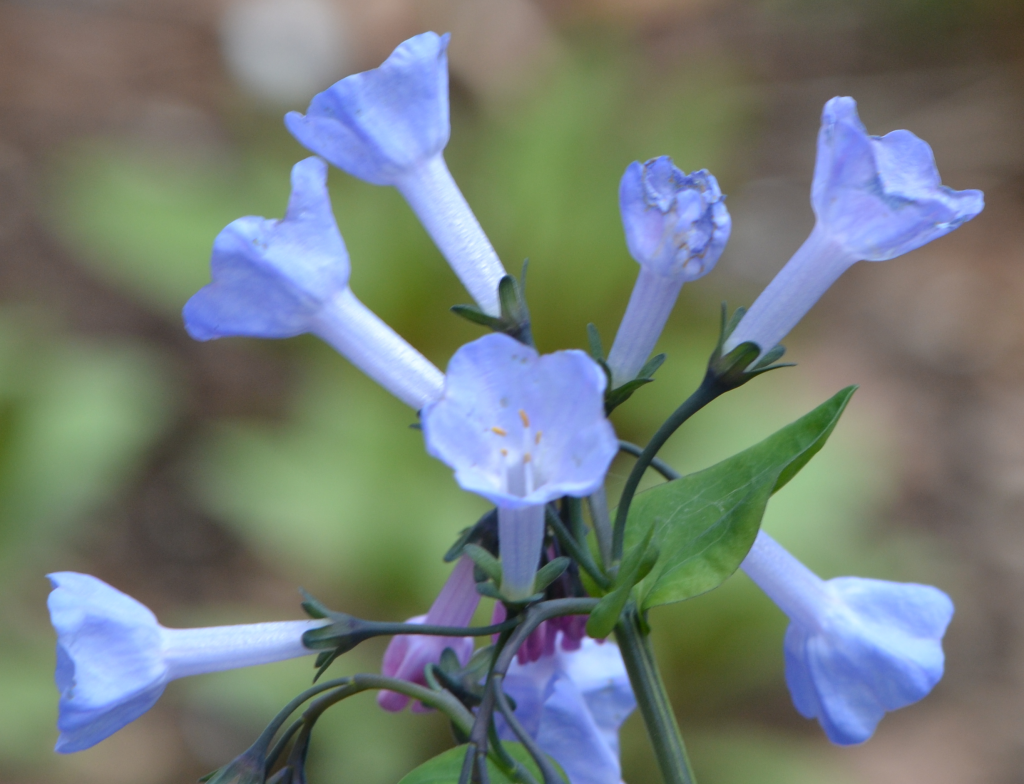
[45,30,984,784]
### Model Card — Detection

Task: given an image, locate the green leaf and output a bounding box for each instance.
[398,743,562,784]
[625,386,857,610]
[586,517,656,639]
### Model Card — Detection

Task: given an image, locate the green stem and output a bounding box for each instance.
[612,375,722,561]
[587,487,614,570]
[615,605,696,784]
[545,505,610,590]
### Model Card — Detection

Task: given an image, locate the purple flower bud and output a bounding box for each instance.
[285,33,506,315]
[607,158,730,385]
[725,97,984,358]
[499,637,636,784]
[183,156,444,410]
[378,557,479,712]
[740,532,954,744]
[48,572,324,753]
[422,333,617,600]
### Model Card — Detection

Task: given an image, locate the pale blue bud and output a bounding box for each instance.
[607,158,730,385]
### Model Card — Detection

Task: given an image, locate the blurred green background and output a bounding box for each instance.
[1,0,1022,782]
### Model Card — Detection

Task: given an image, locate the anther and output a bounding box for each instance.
[519,409,530,428]
[491,426,507,436]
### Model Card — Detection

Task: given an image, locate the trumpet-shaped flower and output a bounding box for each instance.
[740,531,954,744]
[422,333,617,600]
[183,156,443,410]
[499,637,636,784]
[724,96,984,357]
[285,32,506,315]
[48,572,324,753]
[607,159,730,385]
[378,556,479,712]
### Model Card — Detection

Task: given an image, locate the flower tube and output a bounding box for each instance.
[183,156,444,410]
[285,32,506,315]
[607,158,730,386]
[498,637,637,784]
[422,333,617,601]
[740,531,954,744]
[378,556,479,712]
[47,572,325,753]
[723,96,984,358]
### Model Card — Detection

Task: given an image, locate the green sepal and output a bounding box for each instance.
[706,303,793,391]
[475,580,505,600]
[624,386,857,610]
[637,352,666,379]
[464,543,503,584]
[451,304,505,331]
[533,557,570,593]
[604,353,667,414]
[444,509,498,563]
[451,271,533,346]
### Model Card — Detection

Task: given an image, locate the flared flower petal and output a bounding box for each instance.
[812,97,984,261]
[422,333,617,600]
[499,637,636,784]
[723,96,984,358]
[285,32,506,315]
[184,156,349,340]
[284,32,450,187]
[183,156,443,409]
[741,532,954,744]
[48,573,323,753]
[422,333,617,510]
[784,577,952,745]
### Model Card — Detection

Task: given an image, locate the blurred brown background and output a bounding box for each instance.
[1,0,1023,782]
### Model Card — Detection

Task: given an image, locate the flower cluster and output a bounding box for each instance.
[45,28,982,784]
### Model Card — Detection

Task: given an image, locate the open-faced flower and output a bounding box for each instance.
[607,159,730,386]
[285,32,506,315]
[48,572,324,753]
[499,636,636,784]
[740,531,954,744]
[422,333,617,601]
[183,156,443,410]
[723,96,984,358]
[378,556,479,712]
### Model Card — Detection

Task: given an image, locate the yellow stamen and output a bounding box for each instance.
[519,409,530,428]
[501,448,508,456]
[535,431,543,445]
[491,426,507,436]
[524,453,532,463]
